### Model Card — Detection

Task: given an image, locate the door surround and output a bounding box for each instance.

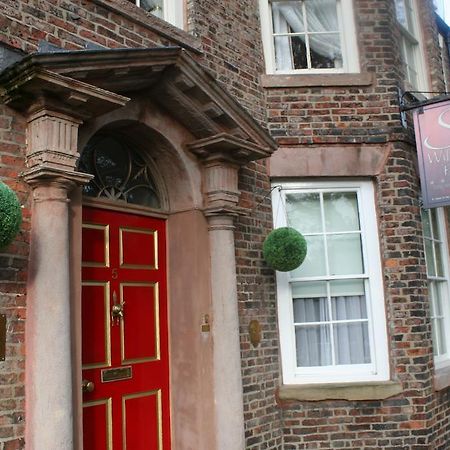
[1,48,275,450]
[75,108,216,449]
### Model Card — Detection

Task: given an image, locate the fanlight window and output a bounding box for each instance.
[79,135,161,209]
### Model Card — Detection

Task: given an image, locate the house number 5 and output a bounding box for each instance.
[111,268,118,279]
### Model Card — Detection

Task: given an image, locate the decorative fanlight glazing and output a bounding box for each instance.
[79,135,161,209]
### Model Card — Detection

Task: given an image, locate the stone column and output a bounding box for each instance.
[0,63,129,450]
[23,110,91,450]
[24,170,90,450]
[188,134,272,450]
[207,213,245,450]
[203,158,245,450]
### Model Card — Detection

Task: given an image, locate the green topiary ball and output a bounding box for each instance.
[263,227,307,272]
[0,182,22,249]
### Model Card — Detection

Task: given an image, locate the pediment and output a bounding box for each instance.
[0,47,275,160]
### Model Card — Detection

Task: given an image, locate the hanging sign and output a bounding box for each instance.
[414,99,450,208]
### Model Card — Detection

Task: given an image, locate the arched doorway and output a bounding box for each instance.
[78,132,171,450]
[75,110,218,450]
[1,47,274,450]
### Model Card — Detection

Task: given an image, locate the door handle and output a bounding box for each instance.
[82,379,95,393]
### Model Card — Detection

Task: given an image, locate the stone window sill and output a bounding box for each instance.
[261,72,374,88]
[278,380,403,402]
[434,365,450,391]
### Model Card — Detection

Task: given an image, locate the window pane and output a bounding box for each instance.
[437,319,447,355]
[429,282,436,316]
[324,192,360,232]
[305,0,338,32]
[333,322,371,364]
[331,294,367,321]
[395,0,407,28]
[431,209,440,240]
[330,280,367,321]
[286,192,321,234]
[404,39,418,87]
[292,281,327,298]
[293,297,329,323]
[272,1,304,33]
[433,282,445,316]
[296,325,332,367]
[291,235,326,277]
[309,34,342,69]
[327,233,364,275]
[422,209,431,238]
[424,239,436,276]
[290,35,309,69]
[140,0,164,18]
[432,313,447,356]
[435,242,444,277]
[404,0,415,34]
[330,279,365,297]
[274,35,308,70]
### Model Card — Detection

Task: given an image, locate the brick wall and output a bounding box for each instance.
[186,0,267,123]
[261,0,450,447]
[236,161,283,449]
[0,107,28,450]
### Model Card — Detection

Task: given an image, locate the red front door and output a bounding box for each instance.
[81,206,171,450]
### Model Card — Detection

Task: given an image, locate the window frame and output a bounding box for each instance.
[259,0,360,75]
[422,207,450,370]
[272,180,389,385]
[134,0,184,29]
[394,0,428,91]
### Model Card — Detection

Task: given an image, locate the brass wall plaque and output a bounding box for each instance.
[0,314,6,361]
[101,366,132,383]
[249,319,261,348]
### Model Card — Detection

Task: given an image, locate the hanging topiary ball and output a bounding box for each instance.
[0,182,22,249]
[263,227,307,272]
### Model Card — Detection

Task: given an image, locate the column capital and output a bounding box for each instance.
[26,109,83,172]
[23,166,93,193]
[203,208,238,231]
[188,134,265,219]
[187,133,270,166]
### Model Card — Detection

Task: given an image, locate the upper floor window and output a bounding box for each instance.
[130,0,184,29]
[259,0,360,74]
[272,180,389,384]
[422,207,450,369]
[394,0,427,91]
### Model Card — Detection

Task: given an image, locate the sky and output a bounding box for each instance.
[435,0,450,24]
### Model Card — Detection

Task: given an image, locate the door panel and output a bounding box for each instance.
[123,391,162,450]
[82,282,111,369]
[121,283,159,363]
[83,399,113,450]
[81,207,170,450]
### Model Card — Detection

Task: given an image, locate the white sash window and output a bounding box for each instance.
[422,207,450,369]
[272,181,389,384]
[132,0,184,28]
[259,0,359,74]
[394,0,427,91]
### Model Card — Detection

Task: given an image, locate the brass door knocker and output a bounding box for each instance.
[112,290,125,326]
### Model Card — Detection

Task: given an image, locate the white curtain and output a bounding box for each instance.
[294,295,370,367]
[272,0,341,70]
